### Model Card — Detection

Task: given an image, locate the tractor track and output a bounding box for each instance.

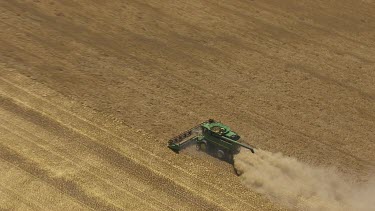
[15,0,372,169]
[0,145,111,211]
[0,0,374,210]
[1,16,372,169]
[0,183,43,211]
[0,150,91,211]
[0,120,170,211]
[0,79,225,210]
[0,72,269,210]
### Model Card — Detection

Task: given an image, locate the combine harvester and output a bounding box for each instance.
[168,119,255,163]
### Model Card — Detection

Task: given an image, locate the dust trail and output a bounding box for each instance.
[234,149,375,211]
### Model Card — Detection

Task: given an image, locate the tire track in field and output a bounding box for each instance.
[0,81,231,210]
[0,72,259,210]
[0,98,219,211]
[1,1,224,118]
[0,104,175,211]
[0,156,91,211]
[131,0,375,78]
[2,0,373,162]
[0,70,276,209]
[0,55,370,209]
[0,149,91,211]
[0,123,168,211]
[238,0,374,48]
[0,183,42,211]
[1,65,372,209]
[123,0,375,106]
[4,0,366,170]
[3,0,372,162]
[52,40,374,171]
[0,144,120,211]
[17,19,366,171]
[210,0,375,58]
[39,0,375,167]
[104,46,375,168]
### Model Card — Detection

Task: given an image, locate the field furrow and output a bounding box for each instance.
[0,1,374,210]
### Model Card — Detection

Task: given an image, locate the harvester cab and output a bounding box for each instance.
[168,119,255,163]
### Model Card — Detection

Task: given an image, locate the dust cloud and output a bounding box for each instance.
[234,149,375,211]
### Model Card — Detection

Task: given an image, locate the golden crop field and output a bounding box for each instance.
[1,0,374,210]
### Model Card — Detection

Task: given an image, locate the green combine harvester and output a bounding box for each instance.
[168,119,255,162]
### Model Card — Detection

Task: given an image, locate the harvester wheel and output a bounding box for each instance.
[217,150,225,160]
[196,142,207,152]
